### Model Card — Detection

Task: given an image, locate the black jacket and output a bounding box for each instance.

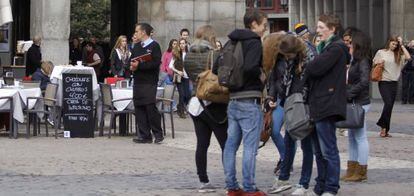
[227,29,264,94]
[347,58,371,105]
[26,44,42,76]
[131,40,162,105]
[268,57,306,107]
[305,36,351,122]
[111,49,131,78]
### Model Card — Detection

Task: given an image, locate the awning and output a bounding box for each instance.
[0,0,13,26]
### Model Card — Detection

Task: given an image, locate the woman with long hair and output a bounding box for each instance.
[160,39,177,86]
[183,25,227,193]
[341,31,372,182]
[265,34,314,195]
[374,36,411,137]
[169,38,191,118]
[110,35,131,78]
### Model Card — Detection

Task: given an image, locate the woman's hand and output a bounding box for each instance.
[397,36,403,45]
[177,71,184,76]
[268,100,277,108]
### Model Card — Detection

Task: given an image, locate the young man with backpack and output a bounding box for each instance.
[221,9,268,196]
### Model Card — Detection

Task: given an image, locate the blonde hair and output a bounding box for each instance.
[195,25,217,48]
[41,61,54,76]
[110,35,129,59]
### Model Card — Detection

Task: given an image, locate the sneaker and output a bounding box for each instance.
[321,192,335,196]
[268,179,292,194]
[198,182,215,193]
[307,190,319,196]
[226,188,243,196]
[47,118,55,126]
[291,184,307,195]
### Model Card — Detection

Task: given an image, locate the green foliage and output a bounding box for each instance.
[70,0,110,39]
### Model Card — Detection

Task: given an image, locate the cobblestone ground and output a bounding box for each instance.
[0,101,413,196]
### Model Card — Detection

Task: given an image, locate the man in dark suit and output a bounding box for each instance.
[130,23,164,144]
[26,35,42,76]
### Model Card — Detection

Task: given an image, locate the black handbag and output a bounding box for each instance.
[335,103,365,129]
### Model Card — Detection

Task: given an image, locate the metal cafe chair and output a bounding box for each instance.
[0,96,14,138]
[156,84,176,138]
[99,83,134,138]
[25,83,59,138]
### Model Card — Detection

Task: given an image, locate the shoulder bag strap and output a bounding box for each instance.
[198,98,227,124]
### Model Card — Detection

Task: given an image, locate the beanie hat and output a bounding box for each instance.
[295,23,309,37]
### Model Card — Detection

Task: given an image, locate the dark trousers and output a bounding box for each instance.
[312,119,340,195]
[402,71,414,103]
[377,81,398,132]
[279,132,313,189]
[135,103,163,140]
[191,111,227,183]
[176,78,191,111]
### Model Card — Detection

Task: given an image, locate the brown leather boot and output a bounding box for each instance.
[340,161,358,181]
[345,164,368,182]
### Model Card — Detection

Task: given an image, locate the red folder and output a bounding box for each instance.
[105,77,125,85]
[131,53,152,63]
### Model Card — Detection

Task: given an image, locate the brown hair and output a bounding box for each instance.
[318,14,342,34]
[262,32,286,74]
[385,36,403,65]
[195,25,217,48]
[278,35,307,74]
[244,8,267,29]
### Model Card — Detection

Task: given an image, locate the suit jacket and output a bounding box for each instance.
[131,40,162,105]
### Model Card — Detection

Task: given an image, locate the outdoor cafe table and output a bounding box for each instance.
[0,86,42,138]
[97,86,164,136]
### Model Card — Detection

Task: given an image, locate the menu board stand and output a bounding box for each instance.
[62,73,94,138]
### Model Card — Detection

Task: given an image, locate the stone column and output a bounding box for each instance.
[314,0,323,24]
[300,0,308,25]
[333,0,344,24]
[30,0,70,65]
[323,0,333,14]
[289,0,301,32]
[344,0,356,28]
[307,0,315,28]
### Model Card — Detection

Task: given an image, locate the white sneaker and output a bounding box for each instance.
[291,184,308,195]
[268,179,292,194]
[198,182,216,193]
[321,192,336,196]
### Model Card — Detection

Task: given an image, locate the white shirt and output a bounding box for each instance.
[141,38,154,48]
[168,52,188,78]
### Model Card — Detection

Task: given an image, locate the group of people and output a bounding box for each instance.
[125,9,411,196]
[18,7,414,196]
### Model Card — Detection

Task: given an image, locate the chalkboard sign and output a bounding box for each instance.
[62,73,94,138]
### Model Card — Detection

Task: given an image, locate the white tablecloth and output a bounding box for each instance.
[50,65,99,106]
[96,87,164,122]
[112,88,134,111]
[0,87,42,123]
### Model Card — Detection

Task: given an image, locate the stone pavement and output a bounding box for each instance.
[0,101,413,196]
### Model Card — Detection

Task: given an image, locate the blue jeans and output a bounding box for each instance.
[279,132,313,189]
[312,118,340,195]
[271,105,285,161]
[224,99,263,192]
[348,104,370,165]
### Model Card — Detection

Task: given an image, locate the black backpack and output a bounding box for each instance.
[217,40,244,90]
